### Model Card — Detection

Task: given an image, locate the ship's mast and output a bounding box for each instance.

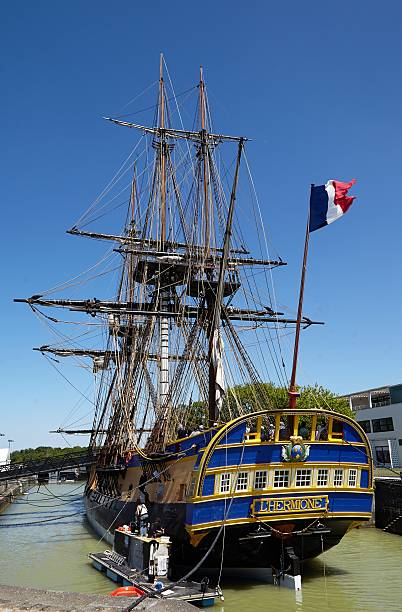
[159,53,167,245]
[129,165,137,229]
[207,138,244,425]
[158,54,169,413]
[14,63,327,456]
[199,67,210,256]
[200,67,216,426]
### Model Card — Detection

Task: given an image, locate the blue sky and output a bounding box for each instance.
[2,1,402,449]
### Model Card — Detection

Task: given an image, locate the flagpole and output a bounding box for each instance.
[288,184,314,409]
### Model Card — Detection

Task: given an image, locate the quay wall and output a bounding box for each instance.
[0,583,194,611]
[0,477,35,513]
[374,477,402,534]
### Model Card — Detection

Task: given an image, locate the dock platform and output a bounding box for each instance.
[89,551,221,607]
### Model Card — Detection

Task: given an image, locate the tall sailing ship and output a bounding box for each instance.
[16,57,373,577]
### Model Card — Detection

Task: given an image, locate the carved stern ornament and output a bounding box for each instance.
[281,435,310,462]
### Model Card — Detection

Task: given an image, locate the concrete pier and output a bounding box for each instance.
[0,478,34,513]
[0,584,194,611]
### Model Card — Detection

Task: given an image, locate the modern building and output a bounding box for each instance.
[0,448,10,467]
[344,383,402,468]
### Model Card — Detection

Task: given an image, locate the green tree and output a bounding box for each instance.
[225,382,353,418]
[297,384,353,418]
[10,445,87,464]
[181,382,353,430]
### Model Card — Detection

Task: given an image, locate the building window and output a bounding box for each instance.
[371,393,391,408]
[254,470,268,490]
[348,469,357,487]
[372,417,394,433]
[219,473,231,494]
[358,420,371,433]
[334,469,343,487]
[236,472,249,492]
[317,469,329,487]
[273,469,289,488]
[375,446,391,465]
[295,469,312,487]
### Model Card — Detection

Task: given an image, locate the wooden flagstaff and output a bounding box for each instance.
[288,184,313,409]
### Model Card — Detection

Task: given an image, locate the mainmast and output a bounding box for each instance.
[159,53,167,245]
[157,53,169,413]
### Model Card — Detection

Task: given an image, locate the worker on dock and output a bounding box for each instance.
[135,499,148,536]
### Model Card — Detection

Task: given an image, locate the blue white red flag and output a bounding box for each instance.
[309,179,356,232]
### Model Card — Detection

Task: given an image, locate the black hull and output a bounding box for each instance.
[85,491,359,571]
[85,491,187,542]
[168,519,352,575]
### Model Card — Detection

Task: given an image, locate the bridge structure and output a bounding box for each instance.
[0,450,98,482]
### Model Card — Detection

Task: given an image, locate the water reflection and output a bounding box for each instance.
[0,484,401,610]
[217,529,402,612]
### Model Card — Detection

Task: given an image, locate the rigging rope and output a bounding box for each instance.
[92,451,190,545]
[123,431,248,611]
[113,85,197,120]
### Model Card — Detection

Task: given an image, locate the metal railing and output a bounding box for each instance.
[0,450,99,482]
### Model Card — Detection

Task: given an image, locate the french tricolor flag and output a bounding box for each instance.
[309,179,356,233]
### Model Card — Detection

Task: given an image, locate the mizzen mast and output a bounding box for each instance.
[199,66,211,257]
[207,137,244,425]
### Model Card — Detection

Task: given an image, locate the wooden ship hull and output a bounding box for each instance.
[85,408,373,572]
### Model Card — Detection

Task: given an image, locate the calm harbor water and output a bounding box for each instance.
[0,483,401,611]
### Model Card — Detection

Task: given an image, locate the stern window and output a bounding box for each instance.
[273,469,289,488]
[219,473,231,494]
[348,469,357,487]
[254,470,268,490]
[317,469,329,487]
[334,469,344,487]
[295,469,312,487]
[236,472,249,492]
